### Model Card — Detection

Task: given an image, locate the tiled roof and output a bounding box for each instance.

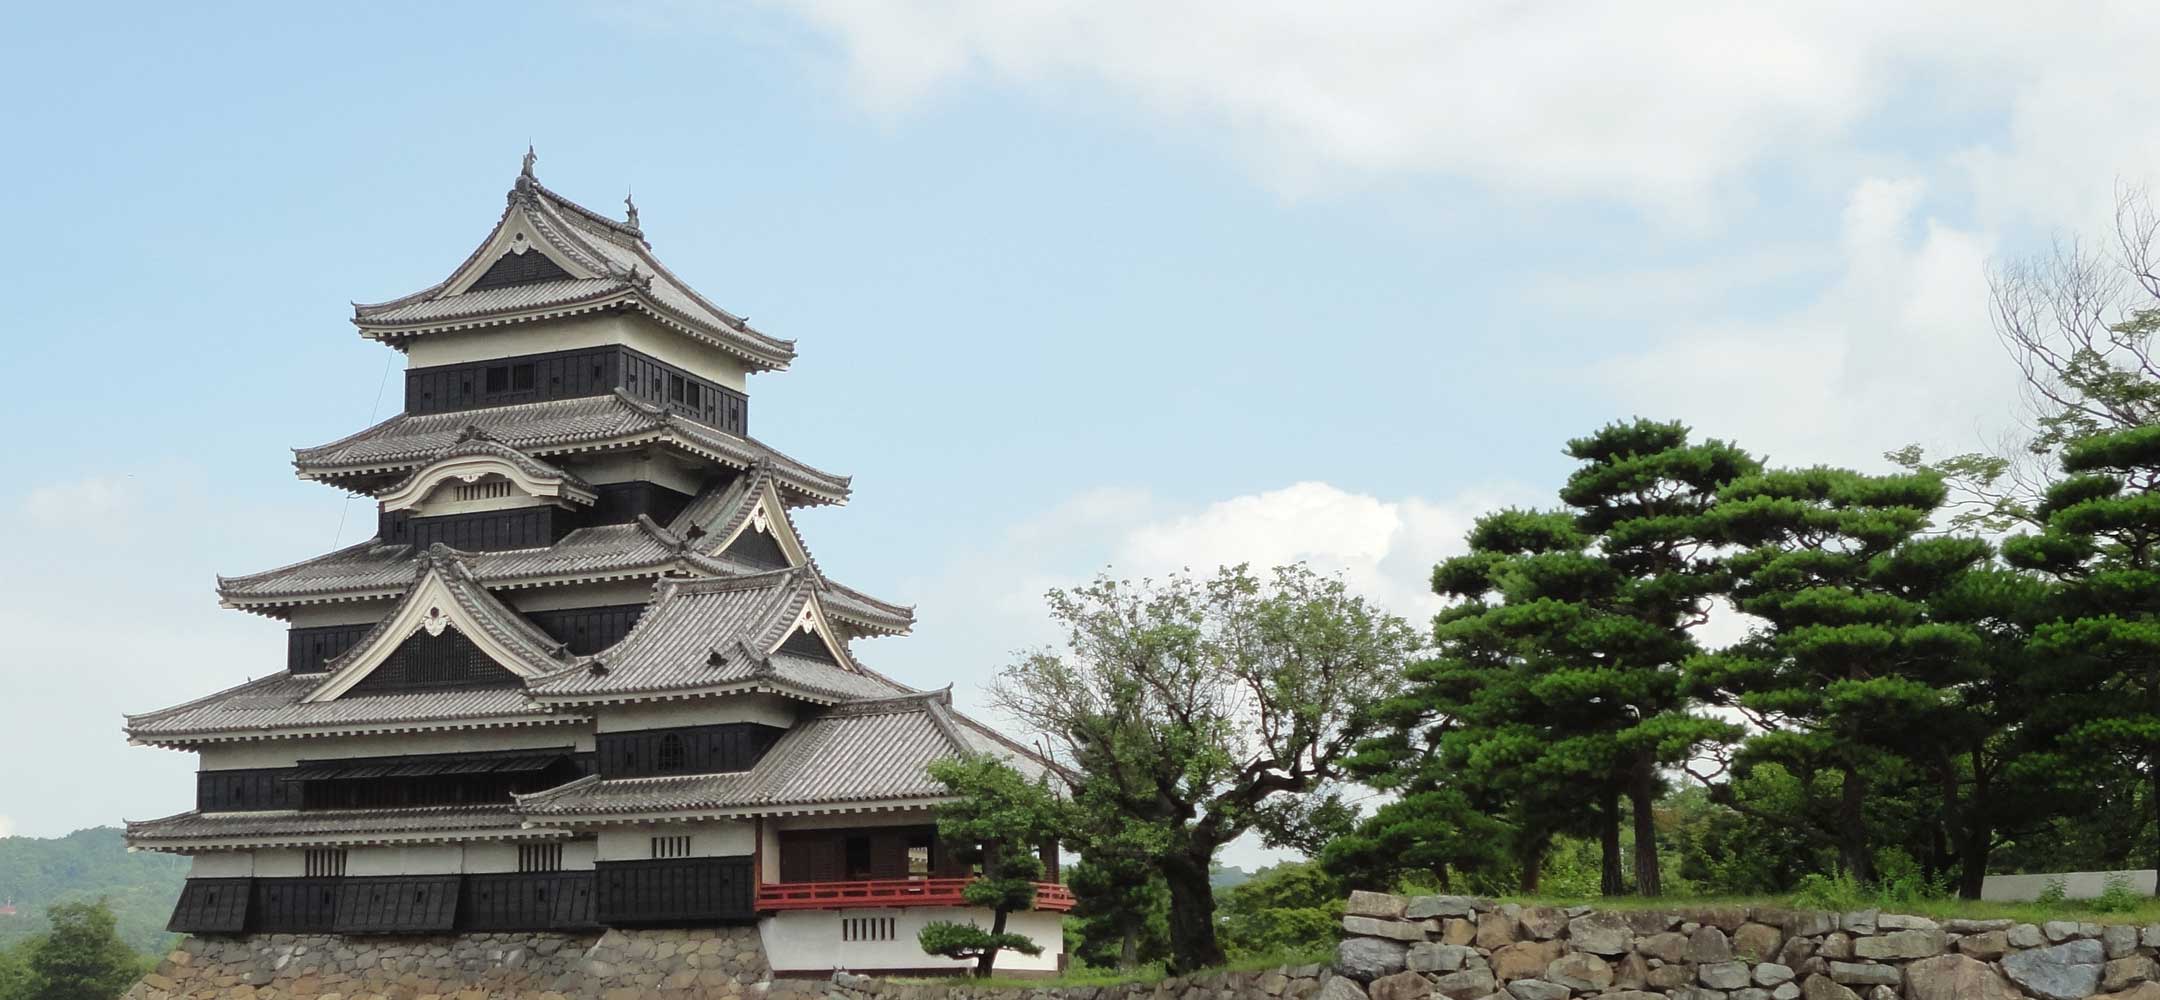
[353,173,796,372]
[527,572,906,703]
[219,476,912,637]
[124,673,580,745]
[290,391,850,505]
[126,806,551,849]
[516,692,971,817]
[664,467,915,637]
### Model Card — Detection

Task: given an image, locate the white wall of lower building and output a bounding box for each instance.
[285,601,398,628]
[595,820,755,861]
[761,908,1063,975]
[188,853,255,878]
[187,839,598,877]
[1982,869,2159,901]
[347,845,464,876]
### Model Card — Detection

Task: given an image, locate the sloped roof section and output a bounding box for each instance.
[527,571,904,704]
[665,465,914,637]
[291,391,849,505]
[515,691,980,818]
[123,673,579,746]
[127,806,555,851]
[353,165,795,372]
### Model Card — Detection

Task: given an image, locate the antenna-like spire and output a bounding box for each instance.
[624,189,640,229]
[521,144,537,179]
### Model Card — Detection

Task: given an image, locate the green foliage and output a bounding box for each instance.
[0,941,32,1000]
[1065,857,1168,971]
[0,827,186,956]
[2091,874,2143,914]
[921,755,1066,976]
[1213,862,1342,961]
[22,900,140,1000]
[2038,879,2068,907]
[996,563,1418,972]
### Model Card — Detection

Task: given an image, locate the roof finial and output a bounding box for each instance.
[624,189,640,229]
[521,144,537,179]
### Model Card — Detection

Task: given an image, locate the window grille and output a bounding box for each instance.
[519,843,564,872]
[453,480,512,502]
[304,849,347,877]
[656,734,686,772]
[843,916,896,942]
[651,835,692,859]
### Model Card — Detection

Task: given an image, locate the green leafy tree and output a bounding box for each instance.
[1064,857,1168,971]
[1692,467,1990,883]
[1320,786,1508,893]
[26,900,139,1000]
[0,940,34,1000]
[1213,861,1341,960]
[916,756,1066,977]
[2003,423,2160,888]
[994,564,1418,972]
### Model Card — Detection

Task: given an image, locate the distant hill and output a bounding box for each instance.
[0,827,186,955]
[1211,865,1254,890]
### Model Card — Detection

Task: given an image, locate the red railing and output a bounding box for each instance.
[756,878,1076,912]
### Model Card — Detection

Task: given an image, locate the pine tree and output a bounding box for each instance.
[916,756,1066,977]
[26,901,139,1000]
[1693,467,1990,882]
[2003,423,2160,890]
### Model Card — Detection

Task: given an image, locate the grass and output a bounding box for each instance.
[886,945,1336,990]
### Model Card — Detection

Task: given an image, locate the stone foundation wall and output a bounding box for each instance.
[775,965,1329,1000]
[125,926,768,1000]
[1329,890,2160,1000]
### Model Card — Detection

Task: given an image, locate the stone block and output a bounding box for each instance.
[1501,980,1566,1000]
[1364,970,1429,1000]
[1699,961,1752,989]
[1564,912,1631,955]
[2003,939,2107,1000]
[1342,916,1431,942]
[1472,912,1515,950]
[1541,953,1611,992]
[1427,969,1492,1000]
[1337,938,1409,981]
[1483,940,1557,981]
[1402,896,1486,920]
[1826,962,1900,987]
[1689,924,1734,963]
[1345,892,1408,921]
[1850,927,1942,960]
[1902,954,2019,1000]
[1733,922,1784,961]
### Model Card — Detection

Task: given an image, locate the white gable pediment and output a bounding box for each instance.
[444,213,600,297]
[305,569,556,702]
[712,479,808,567]
[378,452,594,514]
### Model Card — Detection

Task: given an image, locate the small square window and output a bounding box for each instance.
[512,363,535,391]
[485,366,510,393]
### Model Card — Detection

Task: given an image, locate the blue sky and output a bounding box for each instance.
[3,2,2154,862]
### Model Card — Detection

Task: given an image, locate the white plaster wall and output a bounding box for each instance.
[594,821,755,861]
[347,845,464,877]
[1982,869,2159,901]
[760,909,1063,974]
[188,853,255,878]
[198,727,594,771]
[285,601,398,628]
[595,695,796,733]
[254,849,305,878]
[511,580,659,612]
[460,839,597,873]
[405,314,749,391]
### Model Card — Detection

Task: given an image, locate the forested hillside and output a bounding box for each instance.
[0,827,184,955]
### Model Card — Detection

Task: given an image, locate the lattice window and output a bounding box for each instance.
[519,843,564,872]
[651,835,692,859]
[656,734,687,773]
[304,848,348,877]
[842,916,896,942]
[453,479,513,502]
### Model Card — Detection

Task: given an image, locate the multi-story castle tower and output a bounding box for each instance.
[123,155,1066,976]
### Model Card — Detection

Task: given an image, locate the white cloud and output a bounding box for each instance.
[1589,176,2011,469]
[768,1,2160,221]
[0,815,13,838]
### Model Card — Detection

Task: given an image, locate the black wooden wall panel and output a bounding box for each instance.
[383,505,563,552]
[288,623,373,673]
[331,876,461,934]
[720,527,790,570]
[250,878,342,933]
[595,857,754,925]
[595,723,786,778]
[197,768,301,812]
[167,878,251,934]
[402,346,747,435]
[349,629,520,693]
[523,604,647,655]
[587,481,695,528]
[463,872,598,931]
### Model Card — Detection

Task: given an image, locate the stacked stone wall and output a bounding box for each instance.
[125,926,768,1000]
[1327,890,2160,1000]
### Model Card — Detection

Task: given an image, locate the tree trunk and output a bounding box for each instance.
[1119,925,1139,971]
[1629,759,1662,897]
[1161,850,1226,973]
[1957,829,1992,900]
[1838,766,1874,883]
[975,906,1010,977]
[1431,861,1452,893]
[1600,786,1626,897]
[1518,838,1545,894]
[2149,752,2160,898]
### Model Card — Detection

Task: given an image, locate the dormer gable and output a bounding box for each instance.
[306,548,572,702]
[376,432,596,515]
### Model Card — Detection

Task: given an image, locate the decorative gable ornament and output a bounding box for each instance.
[419,606,452,637]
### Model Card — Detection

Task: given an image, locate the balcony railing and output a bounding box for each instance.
[756,878,1076,913]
